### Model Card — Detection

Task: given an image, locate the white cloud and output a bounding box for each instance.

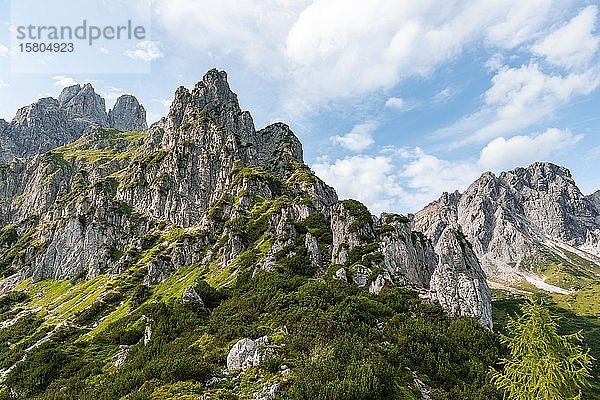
[126,41,163,62]
[101,87,126,102]
[312,155,406,214]
[385,97,405,110]
[478,128,582,171]
[100,47,110,54]
[399,147,479,202]
[532,6,599,70]
[0,80,9,88]
[313,128,583,214]
[312,147,480,213]
[436,63,600,147]
[331,121,378,152]
[485,0,555,48]
[485,53,504,71]
[52,76,77,88]
[158,0,564,109]
[0,43,8,57]
[158,0,307,70]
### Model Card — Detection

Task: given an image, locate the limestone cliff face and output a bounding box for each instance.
[415,162,600,284]
[0,84,147,162]
[108,95,147,131]
[0,69,491,328]
[430,228,492,329]
[328,200,491,327]
[589,190,600,213]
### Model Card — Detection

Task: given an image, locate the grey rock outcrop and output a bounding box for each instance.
[143,316,153,346]
[182,286,204,306]
[108,95,147,131]
[415,162,600,287]
[429,228,492,329]
[226,336,270,371]
[589,190,600,213]
[58,83,108,126]
[328,201,489,325]
[334,267,347,281]
[0,84,147,162]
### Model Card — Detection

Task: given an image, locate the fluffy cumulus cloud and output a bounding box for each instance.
[331,121,378,151]
[478,128,582,171]
[312,147,481,213]
[283,0,561,102]
[436,63,600,147]
[532,6,599,70]
[158,0,567,105]
[312,155,406,214]
[126,41,164,62]
[158,0,308,70]
[398,148,480,207]
[312,128,583,214]
[385,97,405,110]
[52,76,77,88]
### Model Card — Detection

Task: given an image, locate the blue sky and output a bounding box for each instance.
[1,0,599,214]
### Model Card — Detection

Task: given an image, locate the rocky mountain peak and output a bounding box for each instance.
[162,69,253,139]
[415,161,600,287]
[589,190,600,212]
[108,95,147,131]
[58,84,84,104]
[57,83,108,125]
[499,161,575,191]
[195,68,238,105]
[12,97,60,125]
[0,83,149,162]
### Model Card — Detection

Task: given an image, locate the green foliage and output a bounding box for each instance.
[0,290,28,315]
[131,284,151,308]
[0,225,18,247]
[491,299,594,400]
[139,149,169,168]
[383,213,410,224]
[346,242,382,266]
[302,212,333,245]
[341,199,373,233]
[286,335,397,399]
[193,279,226,309]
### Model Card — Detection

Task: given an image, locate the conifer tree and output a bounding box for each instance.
[491,299,593,400]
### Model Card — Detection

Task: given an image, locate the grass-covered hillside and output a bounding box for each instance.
[1,267,504,399]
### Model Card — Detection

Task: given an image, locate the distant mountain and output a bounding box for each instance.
[415,162,600,292]
[0,84,147,162]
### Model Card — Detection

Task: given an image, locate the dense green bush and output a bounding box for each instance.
[0,269,506,399]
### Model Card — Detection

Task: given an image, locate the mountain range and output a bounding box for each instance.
[0,69,597,399]
[415,162,600,298]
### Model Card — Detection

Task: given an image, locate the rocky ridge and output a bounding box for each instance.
[415,162,600,291]
[0,84,147,162]
[0,69,492,328]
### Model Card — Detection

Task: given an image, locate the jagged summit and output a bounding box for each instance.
[194,68,238,105]
[0,84,147,162]
[415,161,600,289]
